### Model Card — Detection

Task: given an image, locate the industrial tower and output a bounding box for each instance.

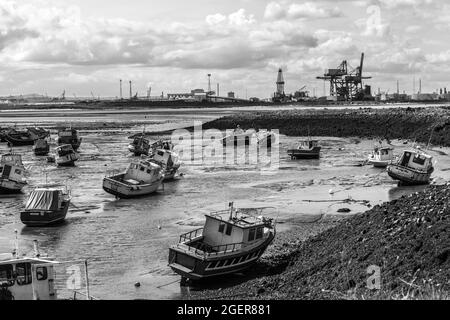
[317,53,372,101]
[273,68,286,102]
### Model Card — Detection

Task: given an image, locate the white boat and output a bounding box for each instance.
[0,233,95,300]
[368,146,395,168]
[387,148,434,185]
[148,149,181,180]
[0,153,27,194]
[169,203,276,280]
[221,126,275,148]
[103,158,165,198]
[55,144,79,167]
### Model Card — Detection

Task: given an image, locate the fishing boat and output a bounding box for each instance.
[168,203,276,280]
[55,144,79,167]
[287,139,321,159]
[368,146,395,168]
[387,148,434,185]
[0,153,27,194]
[128,135,151,156]
[20,185,71,226]
[57,128,82,151]
[4,127,49,147]
[148,149,181,180]
[0,233,95,300]
[33,139,50,156]
[103,158,164,198]
[221,126,275,148]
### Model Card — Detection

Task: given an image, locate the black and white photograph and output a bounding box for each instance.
[0,0,449,310]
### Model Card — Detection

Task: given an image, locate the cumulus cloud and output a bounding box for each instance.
[264,1,342,20]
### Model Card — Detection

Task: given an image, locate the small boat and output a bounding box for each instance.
[128,135,151,156]
[148,149,181,180]
[221,126,275,148]
[387,148,434,185]
[33,139,50,156]
[4,127,49,147]
[57,128,82,151]
[287,139,321,159]
[103,158,164,198]
[0,233,95,300]
[0,153,27,194]
[168,203,276,281]
[368,146,395,168]
[20,185,71,226]
[55,144,79,167]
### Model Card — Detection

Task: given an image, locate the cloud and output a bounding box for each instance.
[264,1,342,20]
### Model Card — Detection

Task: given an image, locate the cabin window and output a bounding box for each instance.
[0,168,3,174]
[0,264,14,285]
[16,263,32,286]
[158,151,164,157]
[412,155,426,166]
[225,224,233,236]
[147,169,151,174]
[256,227,263,239]
[218,223,225,233]
[140,166,145,171]
[15,169,21,175]
[248,228,256,241]
[36,267,48,281]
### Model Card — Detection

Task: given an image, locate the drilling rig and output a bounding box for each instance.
[317,53,372,101]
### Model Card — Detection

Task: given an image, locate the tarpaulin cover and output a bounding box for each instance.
[25,189,59,211]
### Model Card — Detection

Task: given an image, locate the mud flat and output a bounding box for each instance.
[192,184,450,300]
[202,106,450,147]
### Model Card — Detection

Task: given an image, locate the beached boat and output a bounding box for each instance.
[0,234,95,300]
[168,203,276,280]
[4,127,49,146]
[20,185,71,226]
[57,128,82,151]
[368,146,395,168]
[0,153,27,194]
[55,144,79,166]
[103,158,164,198]
[148,149,181,180]
[287,139,321,159]
[33,139,50,156]
[387,148,434,185]
[221,126,276,148]
[128,135,151,156]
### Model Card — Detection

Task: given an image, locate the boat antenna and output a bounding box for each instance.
[13,229,19,258]
[229,202,234,220]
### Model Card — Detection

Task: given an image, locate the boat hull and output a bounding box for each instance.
[387,164,432,185]
[56,153,79,166]
[5,135,35,146]
[34,147,50,156]
[163,166,180,180]
[169,232,275,280]
[20,201,70,226]
[58,138,82,151]
[103,175,163,198]
[128,145,149,156]
[288,147,321,159]
[0,179,26,194]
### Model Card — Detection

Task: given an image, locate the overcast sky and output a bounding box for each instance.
[0,0,449,98]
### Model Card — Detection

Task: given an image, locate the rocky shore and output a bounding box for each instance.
[192,184,450,300]
[202,106,450,147]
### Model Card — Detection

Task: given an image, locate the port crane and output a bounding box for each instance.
[317,53,371,101]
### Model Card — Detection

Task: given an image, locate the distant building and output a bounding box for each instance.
[227,92,235,98]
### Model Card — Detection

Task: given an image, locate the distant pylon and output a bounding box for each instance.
[129,81,132,99]
[120,79,123,99]
[207,74,211,94]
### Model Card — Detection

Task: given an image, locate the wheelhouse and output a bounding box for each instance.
[397,149,433,172]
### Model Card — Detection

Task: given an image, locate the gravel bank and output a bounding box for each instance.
[202,107,450,147]
[191,184,450,300]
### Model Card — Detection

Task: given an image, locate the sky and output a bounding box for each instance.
[0,0,449,99]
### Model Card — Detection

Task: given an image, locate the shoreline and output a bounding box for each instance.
[190,184,450,300]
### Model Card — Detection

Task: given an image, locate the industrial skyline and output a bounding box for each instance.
[0,0,449,98]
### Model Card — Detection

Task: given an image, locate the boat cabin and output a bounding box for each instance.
[0,253,57,300]
[0,154,25,181]
[372,147,394,161]
[398,149,433,172]
[123,159,163,184]
[151,149,179,168]
[298,140,319,150]
[56,144,75,156]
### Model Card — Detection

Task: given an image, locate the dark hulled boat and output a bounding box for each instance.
[20,186,71,226]
[288,139,321,159]
[169,203,276,280]
[4,128,49,147]
[33,139,50,156]
[57,128,82,151]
